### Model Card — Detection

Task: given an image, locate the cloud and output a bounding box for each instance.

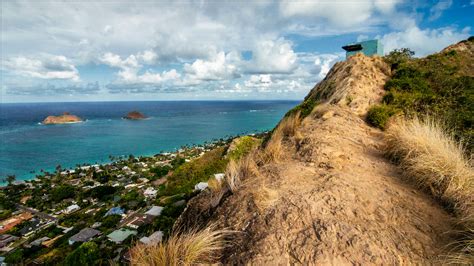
[312,54,341,80]
[381,26,470,56]
[279,1,374,27]
[3,55,80,81]
[429,0,452,21]
[100,51,179,84]
[245,39,297,74]
[6,82,100,96]
[183,52,240,81]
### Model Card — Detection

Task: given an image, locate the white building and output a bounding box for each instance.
[64,204,80,214]
[194,182,208,191]
[145,206,163,217]
[143,187,157,198]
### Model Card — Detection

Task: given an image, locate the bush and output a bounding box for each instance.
[367,105,397,129]
[384,48,415,69]
[63,242,101,266]
[376,45,473,150]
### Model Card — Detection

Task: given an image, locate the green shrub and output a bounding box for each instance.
[227,136,261,161]
[286,98,317,119]
[367,105,398,129]
[380,44,473,150]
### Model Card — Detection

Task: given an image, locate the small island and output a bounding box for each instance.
[123,111,146,120]
[42,112,83,125]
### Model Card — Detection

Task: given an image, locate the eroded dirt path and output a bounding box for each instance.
[216,106,454,264]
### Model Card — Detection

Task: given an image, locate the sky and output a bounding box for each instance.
[1,0,473,103]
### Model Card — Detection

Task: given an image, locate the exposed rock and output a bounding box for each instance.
[42,112,83,125]
[124,111,146,120]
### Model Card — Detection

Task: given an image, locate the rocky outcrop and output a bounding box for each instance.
[42,112,83,124]
[124,111,146,120]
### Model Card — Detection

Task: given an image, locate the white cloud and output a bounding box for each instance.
[279,0,374,27]
[312,54,341,80]
[246,39,297,74]
[100,51,179,84]
[3,55,80,81]
[374,0,403,14]
[429,0,452,21]
[381,26,470,56]
[183,52,240,81]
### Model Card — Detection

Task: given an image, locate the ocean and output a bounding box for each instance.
[0,101,299,182]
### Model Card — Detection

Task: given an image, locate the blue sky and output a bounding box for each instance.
[1,0,472,103]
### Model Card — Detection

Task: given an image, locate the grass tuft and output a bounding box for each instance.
[385,116,473,263]
[130,224,231,266]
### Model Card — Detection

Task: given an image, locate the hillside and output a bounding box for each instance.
[135,39,473,264]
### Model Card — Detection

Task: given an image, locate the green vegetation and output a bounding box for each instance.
[227,136,261,161]
[163,146,228,196]
[366,104,397,129]
[286,97,318,119]
[63,242,101,266]
[368,40,474,150]
[51,185,76,201]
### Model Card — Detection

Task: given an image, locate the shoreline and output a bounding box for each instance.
[0,131,267,186]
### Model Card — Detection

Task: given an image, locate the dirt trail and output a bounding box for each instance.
[176,54,456,264]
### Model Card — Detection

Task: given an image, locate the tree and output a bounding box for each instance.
[384,48,415,69]
[6,175,16,185]
[63,242,101,266]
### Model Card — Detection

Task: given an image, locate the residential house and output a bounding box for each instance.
[105,207,125,217]
[143,187,157,198]
[139,231,163,245]
[19,218,42,237]
[68,228,101,245]
[0,234,18,249]
[122,213,155,229]
[107,228,137,244]
[145,206,163,217]
[64,204,80,214]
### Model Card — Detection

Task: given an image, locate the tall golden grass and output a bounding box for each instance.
[130,225,231,266]
[261,111,301,163]
[224,155,260,193]
[385,116,473,264]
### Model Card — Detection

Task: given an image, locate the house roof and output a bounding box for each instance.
[105,207,125,216]
[19,219,42,235]
[107,228,137,243]
[69,228,101,243]
[139,231,163,245]
[145,206,163,217]
[342,44,363,52]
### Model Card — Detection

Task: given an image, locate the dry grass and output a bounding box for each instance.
[208,175,228,207]
[130,224,231,266]
[385,116,473,264]
[208,176,224,193]
[225,155,261,193]
[261,112,301,163]
[253,182,279,211]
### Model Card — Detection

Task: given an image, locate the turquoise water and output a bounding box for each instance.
[0,101,298,181]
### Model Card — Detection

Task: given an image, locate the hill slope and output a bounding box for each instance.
[175,53,459,264]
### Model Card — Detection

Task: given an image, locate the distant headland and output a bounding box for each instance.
[124,111,147,120]
[42,112,83,125]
